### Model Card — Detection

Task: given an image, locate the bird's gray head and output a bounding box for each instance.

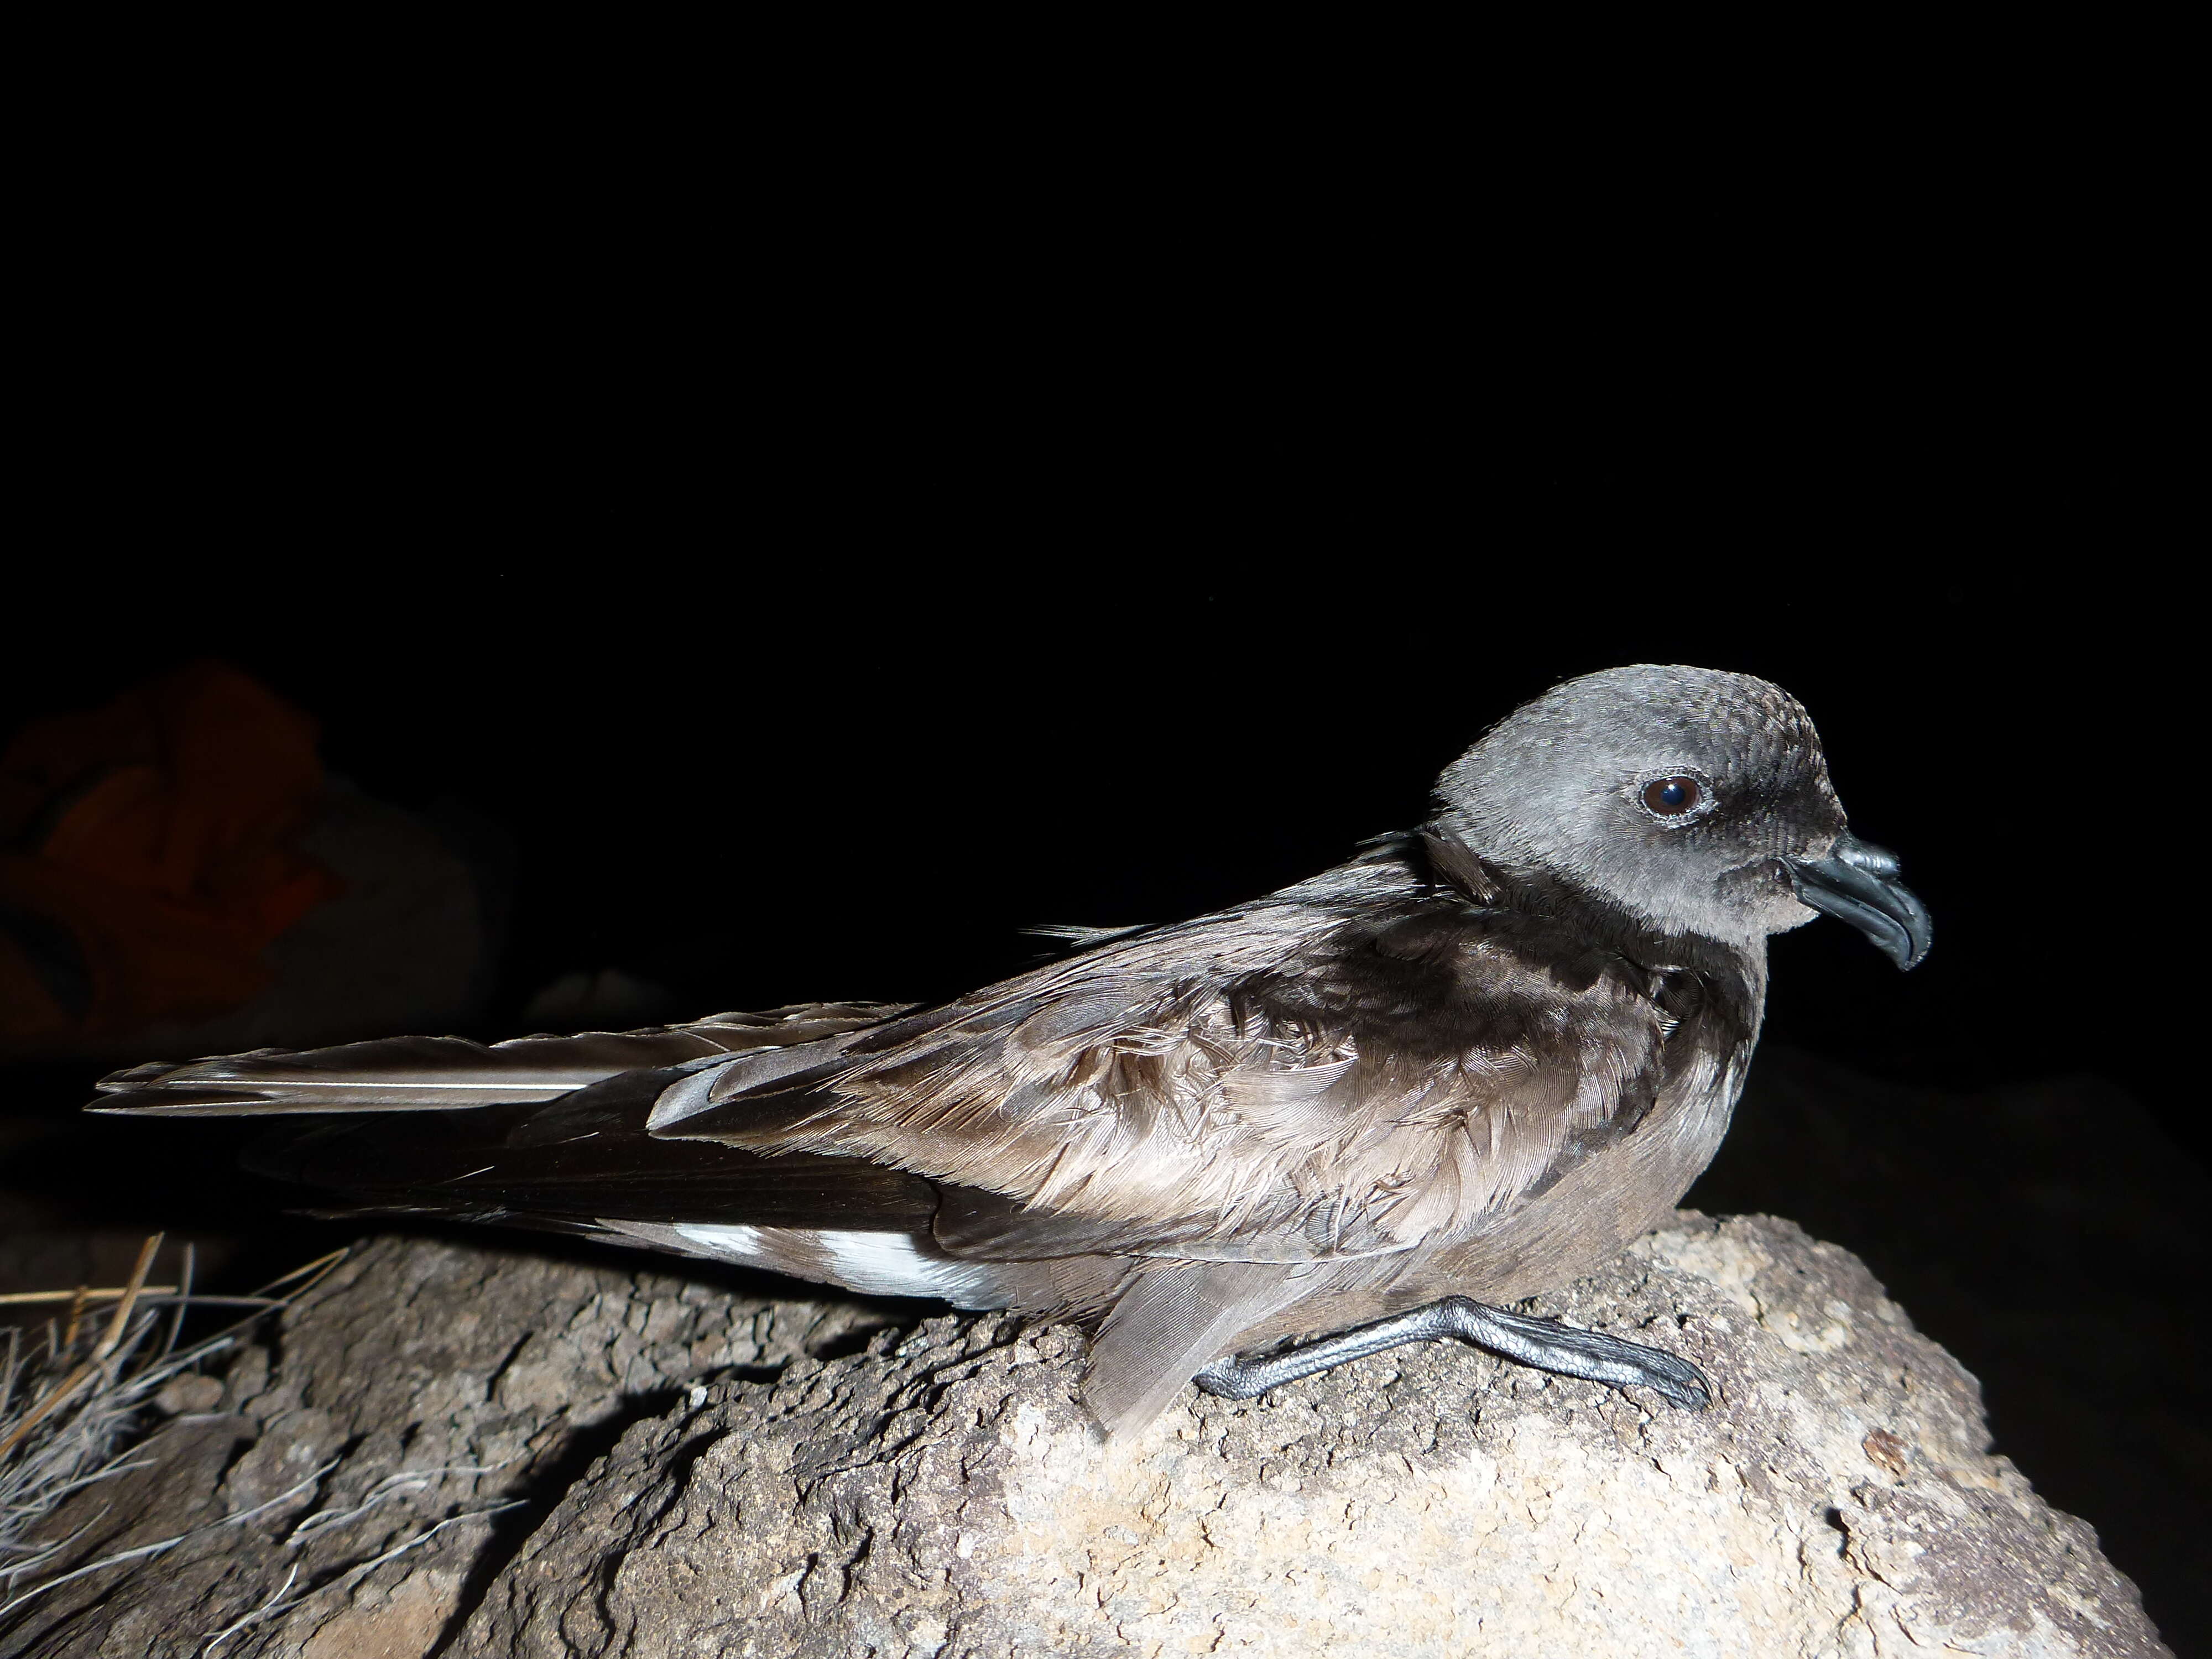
[1434,665,1929,966]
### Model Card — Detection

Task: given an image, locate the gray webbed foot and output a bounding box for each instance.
[1191,1295,1710,1410]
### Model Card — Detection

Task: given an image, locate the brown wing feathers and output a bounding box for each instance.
[88,1003,910,1115]
[664,899,1667,1267]
[84,848,1695,1440]
[248,1108,942,1233]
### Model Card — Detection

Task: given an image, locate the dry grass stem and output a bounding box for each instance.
[0,1235,352,1620]
[0,1288,184,1307]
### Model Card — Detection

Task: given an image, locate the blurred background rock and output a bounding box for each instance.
[0,663,497,1061]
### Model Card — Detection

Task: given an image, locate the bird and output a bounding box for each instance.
[88,665,1930,1438]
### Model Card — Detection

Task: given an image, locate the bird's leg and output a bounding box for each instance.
[1190,1295,1710,1409]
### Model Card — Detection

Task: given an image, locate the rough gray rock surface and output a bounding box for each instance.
[1,1217,2170,1658]
[0,1238,907,1658]
[1687,1047,2211,1652]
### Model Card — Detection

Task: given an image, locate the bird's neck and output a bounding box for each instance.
[1417,821,1768,1010]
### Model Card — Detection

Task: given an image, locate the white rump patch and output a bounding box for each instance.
[673,1223,766,1260]
[812,1230,999,1301]
[665,1223,1008,1308]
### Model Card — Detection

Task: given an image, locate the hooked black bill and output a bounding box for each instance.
[1783,832,1932,971]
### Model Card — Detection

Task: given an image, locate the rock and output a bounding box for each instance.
[113,786,489,1061]
[0,1236,909,1658]
[0,1218,2171,1658]
[1688,1047,2211,1652]
[150,1373,226,1416]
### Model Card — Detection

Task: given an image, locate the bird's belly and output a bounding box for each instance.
[1417,1052,1745,1303]
[1227,1052,1747,1349]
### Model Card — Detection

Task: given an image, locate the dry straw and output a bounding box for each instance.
[0,1236,348,1610]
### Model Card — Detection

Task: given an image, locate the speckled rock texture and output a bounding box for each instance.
[0,1238,907,1658]
[0,1217,2169,1658]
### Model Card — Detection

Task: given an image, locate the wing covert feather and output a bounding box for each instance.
[659,891,1668,1262]
[91,1003,910,1114]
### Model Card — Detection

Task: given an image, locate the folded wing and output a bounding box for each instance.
[655,897,1668,1266]
[85,878,1676,1439]
[88,1003,907,1114]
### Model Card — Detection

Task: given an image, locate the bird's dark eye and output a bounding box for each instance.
[1643,777,1702,816]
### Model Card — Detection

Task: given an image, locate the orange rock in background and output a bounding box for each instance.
[0,663,343,1051]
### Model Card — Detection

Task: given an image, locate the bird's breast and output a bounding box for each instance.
[1411,1014,1755,1306]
